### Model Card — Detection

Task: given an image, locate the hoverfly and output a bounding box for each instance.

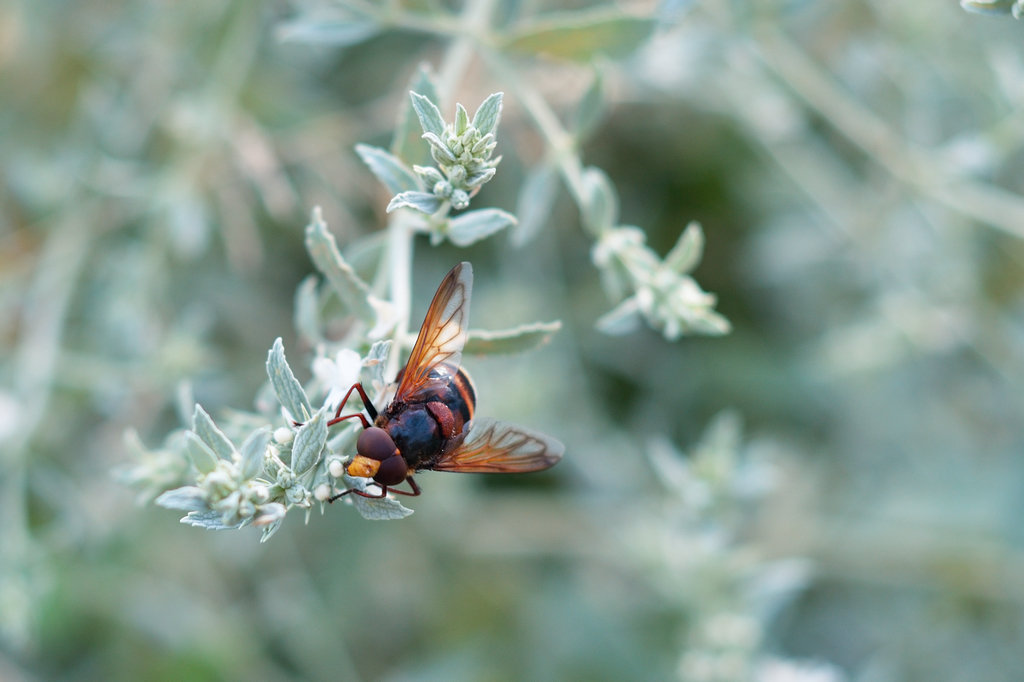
[327,262,563,501]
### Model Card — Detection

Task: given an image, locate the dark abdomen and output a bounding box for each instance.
[381,365,476,469]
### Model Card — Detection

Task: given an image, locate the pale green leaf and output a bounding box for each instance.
[960,0,1017,14]
[355,144,422,195]
[410,92,446,138]
[259,519,284,543]
[305,207,375,323]
[350,490,414,520]
[472,92,504,137]
[276,14,380,46]
[184,432,219,474]
[580,166,619,236]
[239,427,271,480]
[155,486,207,512]
[664,222,705,274]
[392,65,439,163]
[454,103,470,136]
[682,309,732,336]
[464,321,562,355]
[572,70,606,140]
[266,337,312,422]
[387,191,443,215]
[500,12,655,62]
[364,339,392,388]
[595,297,642,335]
[180,510,245,530]
[448,208,516,246]
[294,275,321,346]
[292,407,327,475]
[512,162,559,247]
[191,404,236,461]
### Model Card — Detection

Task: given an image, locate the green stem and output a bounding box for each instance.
[383,0,496,380]
[481,48,587,206]
[752,25,1024,240]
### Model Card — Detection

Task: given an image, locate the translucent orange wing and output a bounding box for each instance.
[393,262,473,402]
[427,418,564,473]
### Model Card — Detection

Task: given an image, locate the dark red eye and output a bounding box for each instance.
[357,427,397,462]
[373,455,408,486]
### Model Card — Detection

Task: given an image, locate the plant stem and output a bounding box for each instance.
[752,25,1024,240]
[481,48,587,206]
[383,0,496,381]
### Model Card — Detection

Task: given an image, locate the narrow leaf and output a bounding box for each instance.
[266,337,313,422]
[259,518,285,543]
[410,92,446,138]
[240,427,271,480]
[454,103,470,136]
[155,486,208,512]
[465,321,562,355]
[580,167,619,236]
[364,339,392,388]
[664,222,705,274]
[960,0,1016,14]
[184,431,219,474]
[572,70,606,141]
[292,407,328,475]
[422,132,457,163]
[448,208,517,246]
[349,489,414,520]
[276,14,380,46]
[387,191,443,215]
[355,144,422,195]
[596,297,642,335]
[681,308,732,336]
[180,510,245,530]
[500,12,655,62]
[294,275,322,346]
[192,404,236,461]
[392,65,439,163]
[472,92,504,137]
[512,162,559,247]
[305,207,375,322]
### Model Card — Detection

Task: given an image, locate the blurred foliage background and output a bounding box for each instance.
[3,0,1024,680]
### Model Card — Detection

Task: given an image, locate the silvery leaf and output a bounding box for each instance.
[239,427,271,480]
[448,208,516,246]
[305,208,375,323]
[387,191,443,215]
[292,407,328,475]
[155,486,208,512]
[355,144,422,195]
[410,92,446,138]
[266,337,312,422]
[191,404,236,461]
[464,321,562,355]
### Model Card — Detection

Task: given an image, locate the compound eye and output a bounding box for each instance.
[373,455,408,486]
[357,427,397,462]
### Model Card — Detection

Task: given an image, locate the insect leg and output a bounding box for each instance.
[328,484,388,502]
[327,412,371,429]
[293,383,378,427]
[330,382,379,421]
[388,476,422,497]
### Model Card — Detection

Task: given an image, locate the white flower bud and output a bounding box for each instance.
[327,457,346,478]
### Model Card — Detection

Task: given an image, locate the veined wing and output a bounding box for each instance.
[426,418,564,473]
[394,262,473,402]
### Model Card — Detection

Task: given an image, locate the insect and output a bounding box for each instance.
[327,262,563,501]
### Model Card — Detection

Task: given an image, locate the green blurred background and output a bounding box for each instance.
[3,1,1024,680]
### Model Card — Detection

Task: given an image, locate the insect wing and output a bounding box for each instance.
[393,262,473,402]
[429,418,564,473]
